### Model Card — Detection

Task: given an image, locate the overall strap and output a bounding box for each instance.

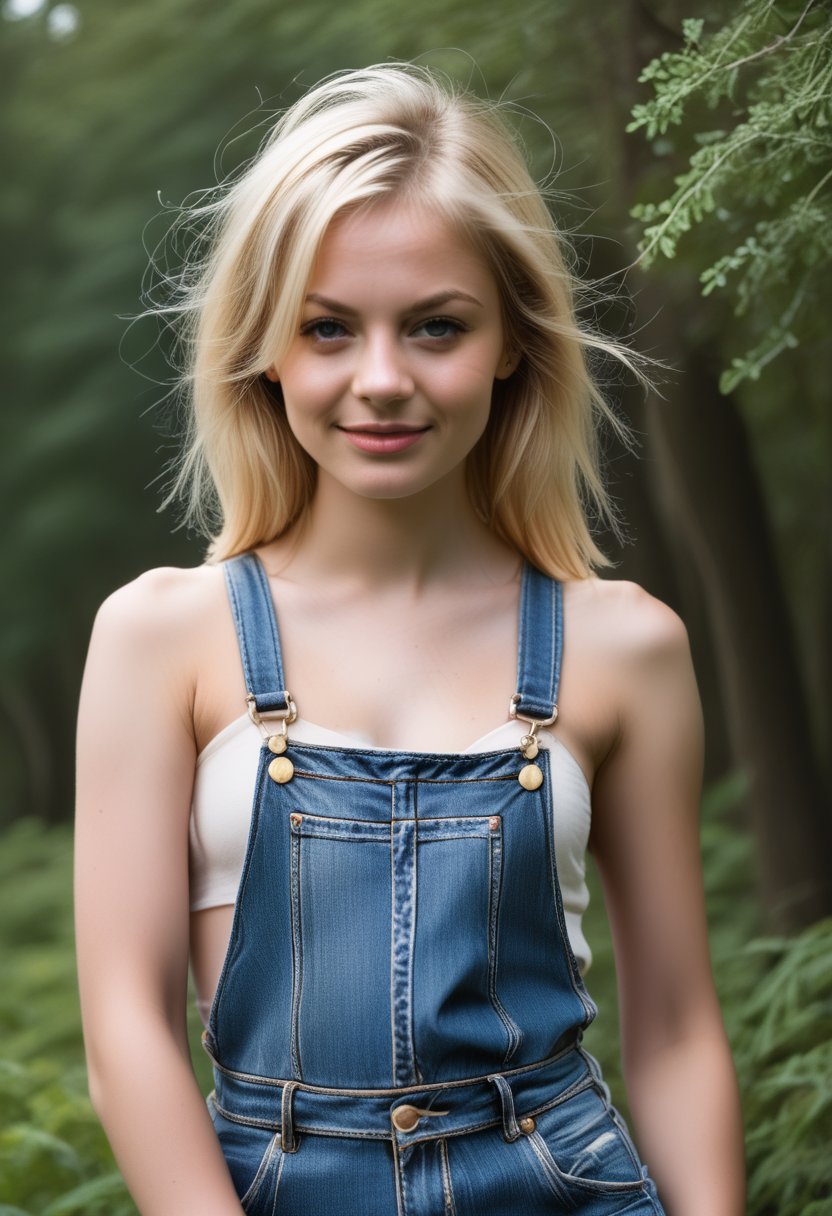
[512,561,563,724]
[223,552,292,718]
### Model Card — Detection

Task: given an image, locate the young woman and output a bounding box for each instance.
[75,64,745,1216]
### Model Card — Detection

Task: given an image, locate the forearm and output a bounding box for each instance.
[623,1022,745,1216]
[86,1006,243,1216]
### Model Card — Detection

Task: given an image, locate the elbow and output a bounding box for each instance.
[83,1035,118,1123]
[86,1063,108,1121]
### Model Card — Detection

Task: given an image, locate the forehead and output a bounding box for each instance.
[307,199,499,304]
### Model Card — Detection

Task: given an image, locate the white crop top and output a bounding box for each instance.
[189,714,594,975]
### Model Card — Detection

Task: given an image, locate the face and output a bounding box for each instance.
[266,199,517,503]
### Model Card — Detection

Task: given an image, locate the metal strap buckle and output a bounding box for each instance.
[246,691,298,737]
[509,693,559,732]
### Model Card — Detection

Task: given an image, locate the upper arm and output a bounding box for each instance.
[589,584,719,1052]
[74,568,202,1061]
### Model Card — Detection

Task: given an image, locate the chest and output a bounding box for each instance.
[273,581,520,753]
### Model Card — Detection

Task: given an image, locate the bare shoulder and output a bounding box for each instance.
[578,576,703,799]
[84,563,229,736]
[567,574,691,670]
[93,562,223,642]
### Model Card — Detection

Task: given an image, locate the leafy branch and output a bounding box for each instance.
[627,0,832,391]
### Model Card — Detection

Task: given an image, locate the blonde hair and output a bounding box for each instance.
[159,63,643,577]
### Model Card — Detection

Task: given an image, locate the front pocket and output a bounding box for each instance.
[209,1099,284,1213]
[522,1082,647,1208]
[288,810,519,1086]
[288,811,394,1085]
[413,815,522,1068]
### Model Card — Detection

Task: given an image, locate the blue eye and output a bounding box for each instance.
[302,318,348,341]
[414,317,464,340]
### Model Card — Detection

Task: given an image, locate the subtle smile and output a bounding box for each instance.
[336,424,431,454]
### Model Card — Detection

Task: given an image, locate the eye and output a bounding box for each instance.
[412,317,466,341]
[301,317,349,342]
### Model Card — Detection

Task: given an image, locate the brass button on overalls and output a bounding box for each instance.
[391,1104,423,1132]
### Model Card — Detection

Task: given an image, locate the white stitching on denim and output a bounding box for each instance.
[210,1075,596,1145]
[389,784,397,1087]
[209,1037,579,1091]
[251,554,284,692]
[486,829,523,1065]
[289,828,304,1080]
[539,748,598,1026]
[528,1125,647,1200]
[269,1148,285,1216]
[524,1131,575,1208]
[391,1135,406,1216]
[288,769,519,784]
[239,1132,282,1212]
[207,753,271,1046]
[439,1138,457,1216]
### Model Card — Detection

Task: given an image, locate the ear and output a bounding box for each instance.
[263,365,280,383]
[495,349,521,381]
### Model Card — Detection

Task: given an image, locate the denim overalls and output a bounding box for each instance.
[202,552,666,1215]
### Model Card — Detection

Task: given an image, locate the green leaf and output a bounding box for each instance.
[42,1174,134,1216]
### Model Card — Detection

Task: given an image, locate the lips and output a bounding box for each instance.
[337,424,430,434]
[337,424,431,454]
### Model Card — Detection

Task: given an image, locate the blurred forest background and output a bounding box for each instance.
[1,0,830,1211]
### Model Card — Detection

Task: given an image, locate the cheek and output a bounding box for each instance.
[431,353,497,409]
[279,363,337,421]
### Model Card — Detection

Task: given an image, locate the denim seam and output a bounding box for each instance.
[389,784,420,1087]
[289,827,304,1080]
[210,1075,598,1143]
[207,753,269,1046]
[486,829,522,1065]
[250,553,284,693]
[439,1138,457,1216]
[289,812,505,837]
[528,1128,647,1199]
[540,749,598,1026]
[239,1131,282,1212]
[391,1137,406,1216]
[515,560,531,705]
[288,769,519,785]
[224,561,255,696]
[214,1096,629,1150]
[524,1131,575,1208]
[588,1077,645,1176]
[209,1037,580,1091]
[269,1150,285,1216]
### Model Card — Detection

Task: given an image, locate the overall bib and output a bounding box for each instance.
[202,552,666,1216]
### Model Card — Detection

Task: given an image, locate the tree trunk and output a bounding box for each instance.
[644,332,832,930]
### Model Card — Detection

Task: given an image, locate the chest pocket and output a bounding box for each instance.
[287,809,522,1088]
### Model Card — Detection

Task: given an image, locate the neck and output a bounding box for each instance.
[274,469,518,592]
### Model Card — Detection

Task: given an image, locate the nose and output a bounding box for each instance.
[351,333,414,406]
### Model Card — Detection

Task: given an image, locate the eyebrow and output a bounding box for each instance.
[304,290,484,315]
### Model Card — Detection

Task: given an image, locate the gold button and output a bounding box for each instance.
[518,763,543,791]
[269,756,295,784]
[290,813,302,827]
[488,816,500,831]
[268,734,288,755]
[391,1104,422,1133]
[519,1116,536,1134]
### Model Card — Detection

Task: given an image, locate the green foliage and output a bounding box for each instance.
[731,924,832,1213]
[585,770,832,1213]
[0,821,206,1213]
[0,822,132,1213]
[628,0,832,391]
